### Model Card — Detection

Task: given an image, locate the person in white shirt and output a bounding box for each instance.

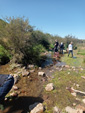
[68,42,73,57]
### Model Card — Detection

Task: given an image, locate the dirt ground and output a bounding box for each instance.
[0,51,85,113]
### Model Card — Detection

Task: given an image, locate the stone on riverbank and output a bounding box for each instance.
[22,70,30,77]
[45,83,54,91]
[38,72,45,77]
[29,103,44,113]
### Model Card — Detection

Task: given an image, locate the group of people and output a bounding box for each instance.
[54,40,73,57]
[54,40,64,54]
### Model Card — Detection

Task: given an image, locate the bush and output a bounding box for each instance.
[0,45,11,64]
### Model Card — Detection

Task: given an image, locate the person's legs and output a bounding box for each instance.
[71,50,73,57]
[68,50,70,56]
[61,48,63,54]
[0,75,14,101]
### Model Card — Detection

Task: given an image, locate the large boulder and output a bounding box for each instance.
[45,83,54,91]
[29,103,44,113]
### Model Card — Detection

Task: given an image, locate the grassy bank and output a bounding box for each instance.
[44,47,85,112]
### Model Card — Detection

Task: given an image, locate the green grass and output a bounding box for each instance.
[44,48,85,112]
[0,45,11,64]
[77,52,85,55]
[61,51,85,67]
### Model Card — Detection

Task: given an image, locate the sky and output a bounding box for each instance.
[0,0,85,39]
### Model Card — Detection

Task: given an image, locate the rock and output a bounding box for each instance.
[65,106,76,113]
[22,66,26,70]
[38,72,45,77]
[29,69,35,73]
[82,99,85,104]
[13,74,20,84]
[13,85,19,90]
[45,83,54,91]
[76,104,85,111]
[76,84,80,88]
[80,68,83,71]
[71,92,76,97]
[73,68,76,71]
[59,68,62,71]
[22,70,30,77]
[39,67,42,70]
[65,65,70,68]
[29,103,44,113]
[53,106,61,113]
[68,72,70,74]
[61,65,65,68]
[65,106,83,113]
[81,76,85,79]
[10,92,18,97]
[72,103,76,106]
[76,98,80,101]
[72,66,75,69]
[28,64,34,69]
[4,98,8,101]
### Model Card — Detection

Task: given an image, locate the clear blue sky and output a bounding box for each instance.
[0,0,85,39]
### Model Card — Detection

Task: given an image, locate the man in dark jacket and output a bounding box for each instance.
[54,40,59,52]
[0,74,14,102]
[60,42,64,54]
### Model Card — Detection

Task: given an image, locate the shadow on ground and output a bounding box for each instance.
[3,96,43,113]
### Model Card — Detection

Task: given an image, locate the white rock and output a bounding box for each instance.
[13,85,19,90]
[22,70,30,77]
[29,69,35,73]
[71,92,76,97]
[72,66,75,69]
[39,67,42,70]
[68,72,70,74]
[59,68,62,71]
[65,65,70,68]
[81,76,85,79]
[45,83,54,91]
[76,98,80,101]
[29,103,44,113]
[28,65,34,69]
[65,106,83,113]
[82,99,85,104]
[53,106,60,113]
[76,84,80,88]
[10,92,18,97]
[38,72,45,76]
[65,106,76,113]
[73,103,76,106]
[13,74,20,84]
[81,68,83,71]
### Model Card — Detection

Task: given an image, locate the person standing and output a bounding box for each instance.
[68,42,73,57]
[54,40,59,53]
[60,42,64,54]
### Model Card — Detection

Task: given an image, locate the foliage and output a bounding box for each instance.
[0,17,85,65]
[30,30,50,50]
[0,45,11,64]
